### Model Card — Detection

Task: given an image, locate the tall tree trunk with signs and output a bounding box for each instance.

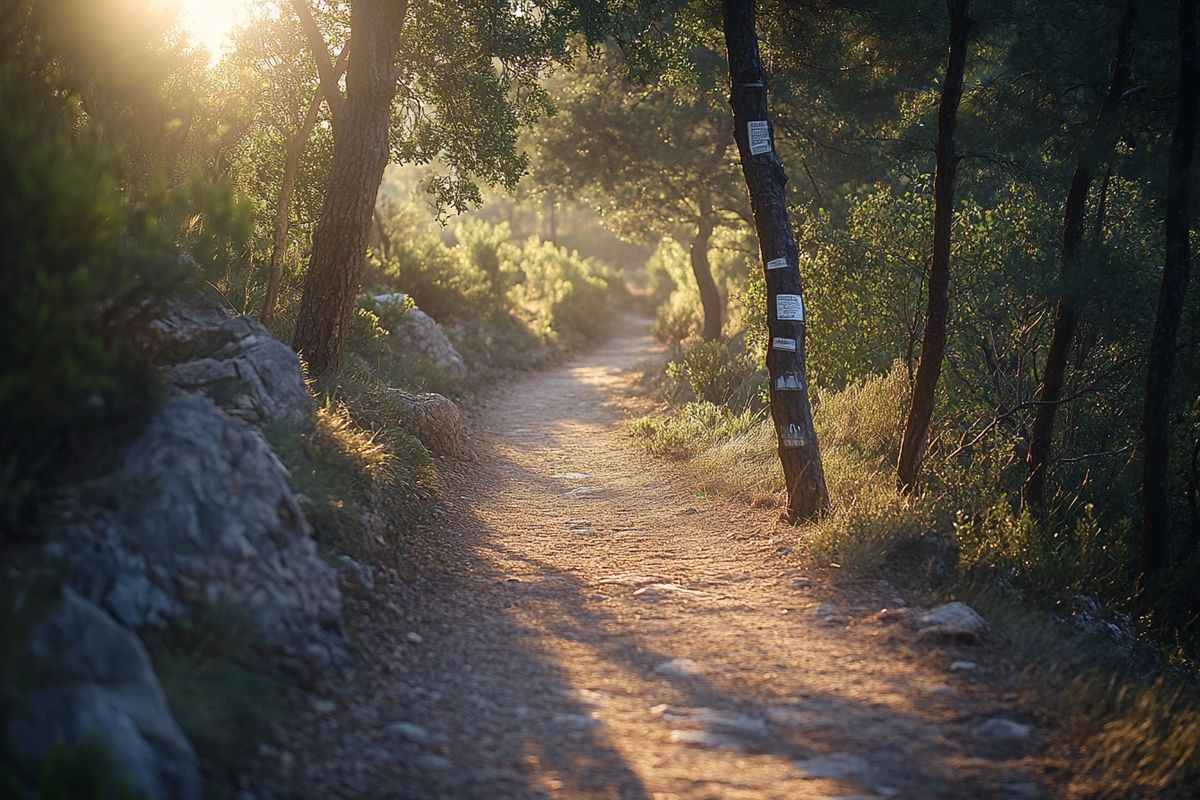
[895,0,971,492]
[721,0,830,522]
[1023,0,1136,517]
[1142,0,1198,576]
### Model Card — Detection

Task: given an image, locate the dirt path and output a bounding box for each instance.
[288,315,1060,800]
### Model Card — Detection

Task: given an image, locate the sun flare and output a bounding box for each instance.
[170,0,250,57]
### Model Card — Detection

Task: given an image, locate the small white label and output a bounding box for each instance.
[765,257,789,271]
[772,337,797,351]
[776,294,805,321]
[779,423,807,448]
[775,373,804,391]
[748,120,772,155]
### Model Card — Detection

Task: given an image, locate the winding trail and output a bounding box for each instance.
[290,315,1062,799]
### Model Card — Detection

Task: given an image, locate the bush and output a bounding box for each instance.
[663,336,764,409]
[651,295,702,346]
[0,65,249,535]
[511,236,622,343]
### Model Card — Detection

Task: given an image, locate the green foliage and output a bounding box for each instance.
[0,24,251,532]
[631,402,760,460]
[1,738,143,800]
[511,236,622,343]
[663,336,763,409]
[144,605,288,787]
[368,211,624,350]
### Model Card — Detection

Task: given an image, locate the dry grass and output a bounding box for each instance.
[631,362,1200,798]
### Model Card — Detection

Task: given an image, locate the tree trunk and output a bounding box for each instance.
[896,0,971,492]
[1142,0,1198,575]
[691,196,723,341]
[1023,0,1136,517]
[261,45,348,328]
[721,0,830,522]
[292,0,404,376]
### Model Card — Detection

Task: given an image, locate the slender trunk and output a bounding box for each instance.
[1186,435,1200,560]
[692,197,723,341]
[261,45,348,327]
[373,208,393,261]
[292,0,404,375]
[1142,0,1198,575]
[896,0,971,492]
[1024,0,1136,517]
[722,0,830,522]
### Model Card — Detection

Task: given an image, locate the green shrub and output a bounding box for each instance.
[631,402,760,459]
[510,236,621,343]
[143,604,287,789]
[651,295,702,346]
[663,336,764,409]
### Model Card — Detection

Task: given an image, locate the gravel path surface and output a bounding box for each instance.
[283,315,1064,799]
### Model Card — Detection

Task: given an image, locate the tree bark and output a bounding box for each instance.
[1142,0,1198,575]
[1023,0,1136,517]
[261,44,348,328]
[691,195,723,341]
[896,0,971,492]
[292,0,406,376]
[721,0,830,522]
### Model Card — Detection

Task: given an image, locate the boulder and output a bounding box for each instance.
[917,601,987,643]
[373,293,466,378]
[4,589,202,800]
[379,387,465,457]
[147,303,314,425]
[48,394,343,678]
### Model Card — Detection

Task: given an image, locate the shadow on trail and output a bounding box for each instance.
[350,320,1035,800]
[381,455,1017,799]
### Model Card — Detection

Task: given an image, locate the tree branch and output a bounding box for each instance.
[290,0,345,122]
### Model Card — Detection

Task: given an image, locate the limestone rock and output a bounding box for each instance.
[48,394,343,678]
[148,303,314,425]
[973,718,1031,744]
[917,601,987,643]
[4,589,202,800]
[373,293,466,378]
[377,387,464,456]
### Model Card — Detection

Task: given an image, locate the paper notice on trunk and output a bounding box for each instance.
[772,337,797,351]
[775,372,804,391]
[780,423,807,449]
[766,257,789,271]
[776,294,804,321]
[748,120,771,155]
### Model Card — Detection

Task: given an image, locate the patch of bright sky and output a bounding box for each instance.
[170,0,253,59]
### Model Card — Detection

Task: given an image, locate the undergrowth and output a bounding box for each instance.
[266,398,435,569]
[632,360,1200,798]
[143,605,289,797]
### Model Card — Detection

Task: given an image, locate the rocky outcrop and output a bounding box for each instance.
[372,293,466,378]
[3,588,202,800]
[147,303,314,425]
[48,394,343,678]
